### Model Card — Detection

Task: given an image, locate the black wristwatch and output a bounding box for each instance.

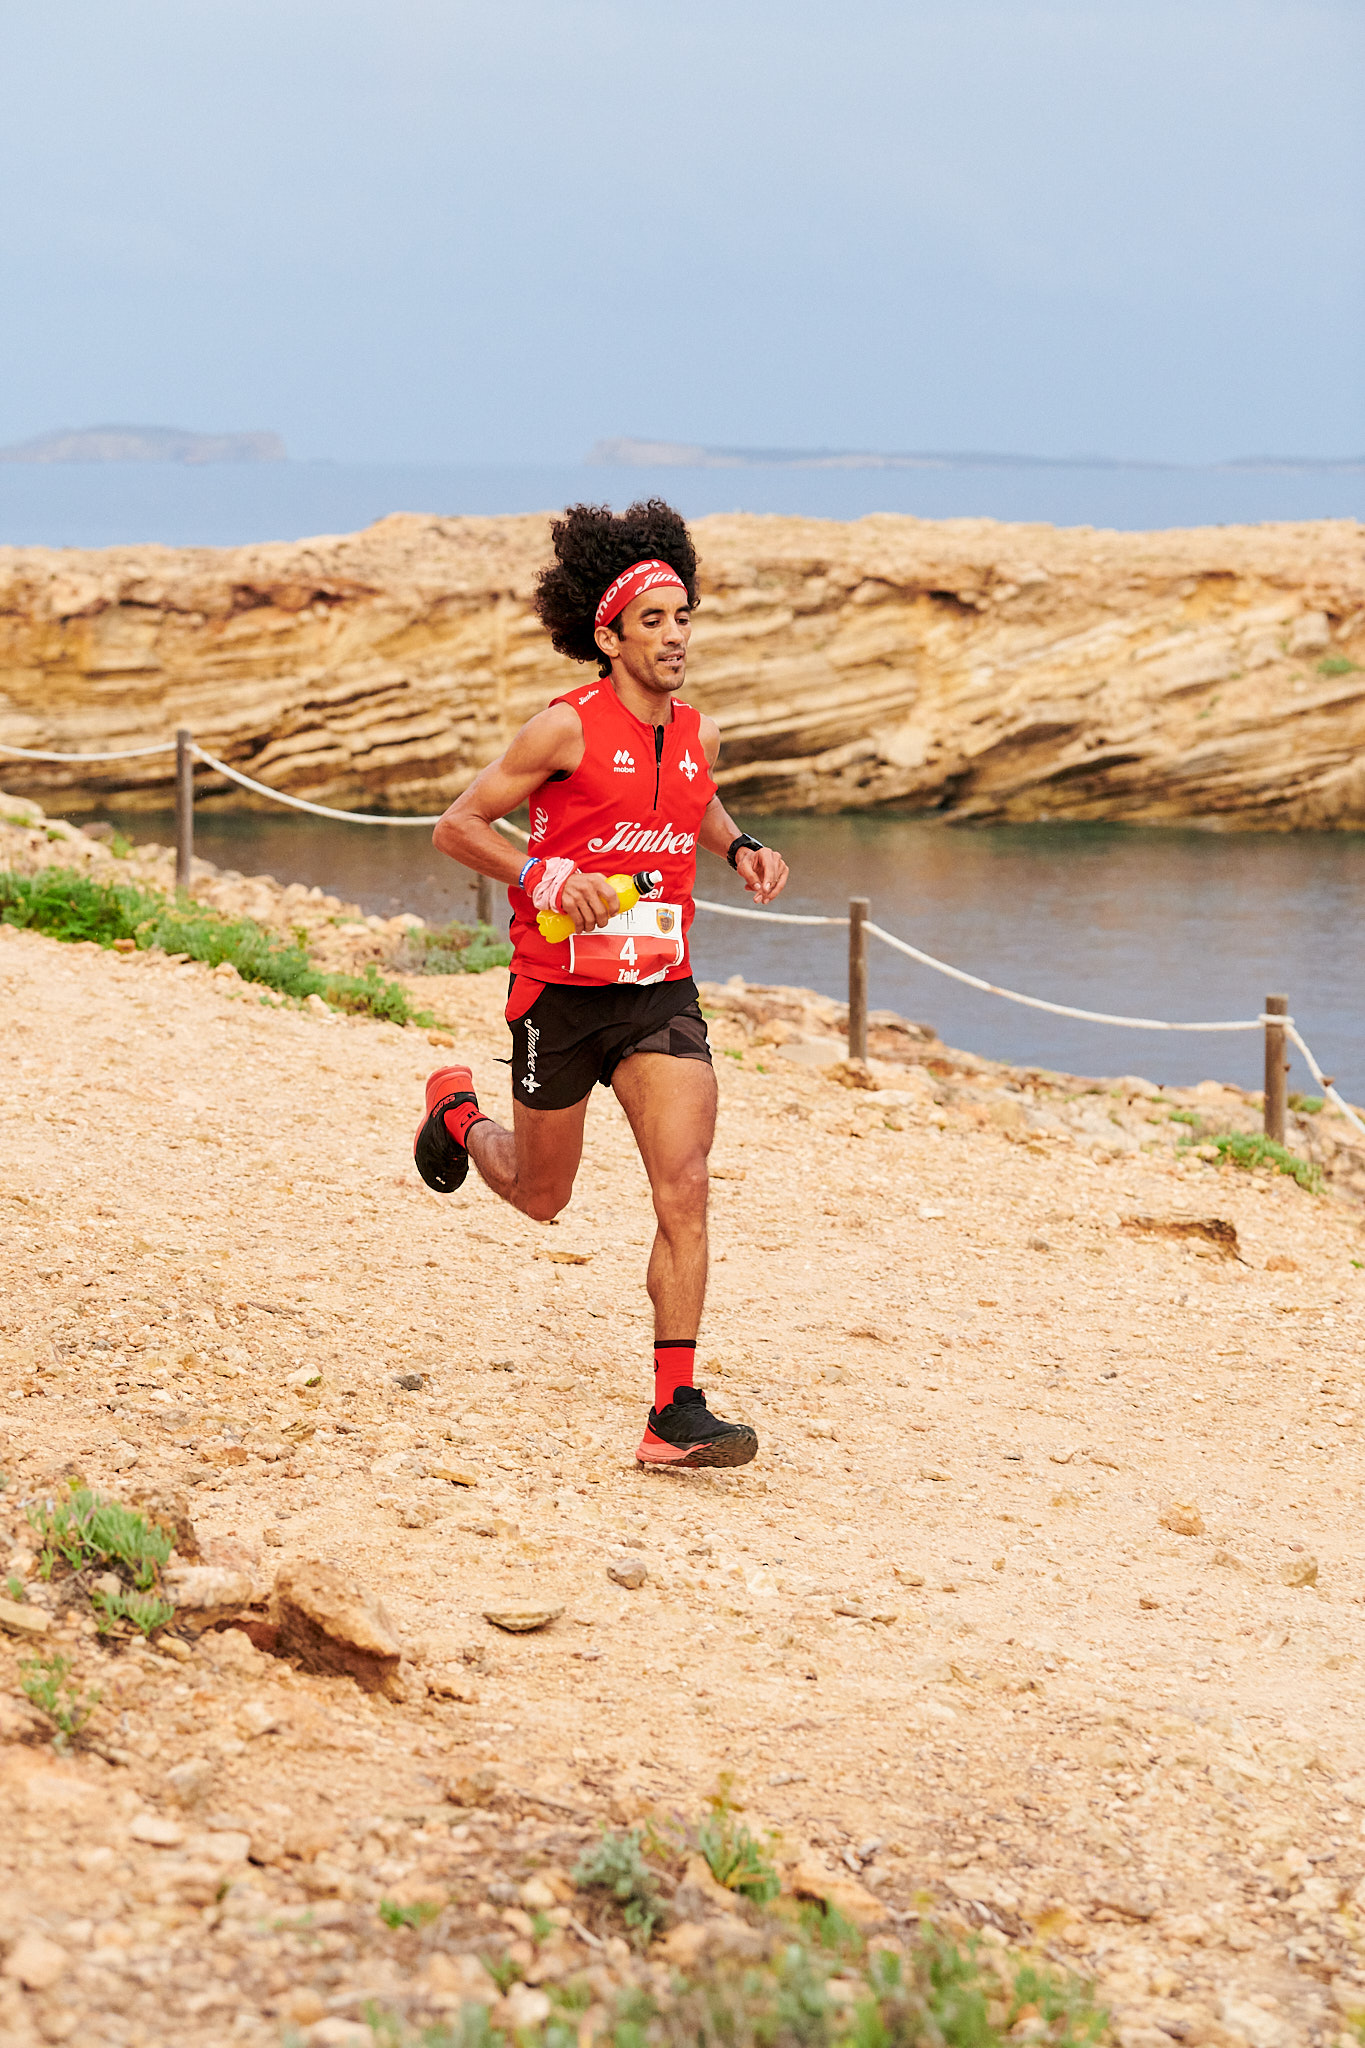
[726,833,765,870]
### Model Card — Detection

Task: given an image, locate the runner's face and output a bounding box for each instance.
[603,590,691,697]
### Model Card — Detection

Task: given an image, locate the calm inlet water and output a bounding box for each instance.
[104,810,1365,1104]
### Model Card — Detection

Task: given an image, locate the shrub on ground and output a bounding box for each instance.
[0,866,436,1023]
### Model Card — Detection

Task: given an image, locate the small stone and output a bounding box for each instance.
[108,1440,140,1472]
[1265,1253,1299,1273]
[495,1986,552,2032]
[892,1567,925,1587]
[1139,1595,1160,1610]
[462,1517,515,1538]
[607,1559,647,1590]
[1027,1234,1051,1252]
[166,1757,218,1805]
[288,1365,323,1389]
[282,1990,327,2026]
[0,1593,50,1639]
[520,1875,557,1910]
[447,1765,498,1807]
[430,1466,479,1487]
[306,2022,374,2048]
[425,1952,495,2004]
[396,1501,437,1528]
[482,1605,564,1633]
[263,1527,284,1547]
[392,1370,427,1391]
[2,1934,70,1991]
[1159,1501,1205,1537]
[426,1030,456,1050]
[270,1559,403,1695]
[787,1858,887,1927]
[1210,1549,1244,1570]
[130,1812,185,1848]
[165,1564,255,1631]
[1280,1555,1319,1588]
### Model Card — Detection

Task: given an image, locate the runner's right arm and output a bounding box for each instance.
[432,706,622,931]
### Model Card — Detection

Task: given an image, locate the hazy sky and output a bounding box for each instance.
[2,0,1361,465]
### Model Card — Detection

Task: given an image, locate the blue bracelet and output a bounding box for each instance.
[517,856,540,889]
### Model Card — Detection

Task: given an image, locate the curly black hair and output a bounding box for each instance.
[532,499,699,677]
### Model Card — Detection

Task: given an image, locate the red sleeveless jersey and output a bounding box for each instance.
[509,682,716,988]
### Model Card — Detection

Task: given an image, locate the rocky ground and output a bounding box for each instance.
[4,809,1365,2048]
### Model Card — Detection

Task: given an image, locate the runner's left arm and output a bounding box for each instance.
[696,717,789,906]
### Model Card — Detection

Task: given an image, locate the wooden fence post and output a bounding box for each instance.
[175,728,194,889]
[476,874,494,927]
[1264,992,1288,1143]
[848,897,869,1064]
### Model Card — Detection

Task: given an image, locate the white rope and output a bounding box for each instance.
[863,919,1263,1033]
[5,730,1361,1124]
[1286,1024,1365,1138]
[190,746,444,825]
[0,740,177,762]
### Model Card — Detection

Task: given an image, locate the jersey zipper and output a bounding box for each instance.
[652,723,664,811]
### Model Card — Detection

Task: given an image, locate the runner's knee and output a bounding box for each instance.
[652,1155,709,1229]
[518,1174,576,1224]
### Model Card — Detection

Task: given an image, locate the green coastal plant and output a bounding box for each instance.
[0,866,438,1023]
[572,1828,667,1946]
[21,1653,102,1746]
[378,1898,441,1931]
[397,919,514,976]
[1318,654,1359,677]
[358,1909,1107,2048]
[1210,1132,1323,1192]
[697,1807,781,1904]
[27,1485,173,1589]
[90,1587,175,1637]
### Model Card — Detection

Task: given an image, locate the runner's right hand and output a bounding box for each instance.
[558,871,622,932]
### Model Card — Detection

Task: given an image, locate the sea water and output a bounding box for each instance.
[101,808,1365,1104]
[0,457,1361,551]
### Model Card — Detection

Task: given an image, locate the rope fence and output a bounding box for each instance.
[4,728,1362,1141]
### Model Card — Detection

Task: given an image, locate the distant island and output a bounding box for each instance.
[0,425,286,465]
[588,435,1365,474]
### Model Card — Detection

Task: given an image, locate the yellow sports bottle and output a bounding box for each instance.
[536,869,663,944]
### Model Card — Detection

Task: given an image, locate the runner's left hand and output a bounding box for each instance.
[735,846,788,905]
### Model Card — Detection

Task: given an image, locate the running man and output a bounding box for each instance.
[415,499,789,1468]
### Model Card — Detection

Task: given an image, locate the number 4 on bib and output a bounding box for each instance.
[568,903,685,986]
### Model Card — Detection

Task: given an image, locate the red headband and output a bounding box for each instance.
[594,559,687,631]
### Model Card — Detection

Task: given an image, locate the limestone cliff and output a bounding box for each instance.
[1,511,1362,826]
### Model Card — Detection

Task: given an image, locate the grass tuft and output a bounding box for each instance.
[395,919,514,976]
[379,1898,442,1931]
[573,1828,668,1947]
[0,866,438,1023]
[28,1485,173,1589]
[21,1653,101,1748]
[91,1587,176,1637]
[1210,1131,1323,1192]
[697,1807,781,1905]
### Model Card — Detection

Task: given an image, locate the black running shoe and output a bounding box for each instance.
[636,1385,758,1469]
[414,1065,479,1194]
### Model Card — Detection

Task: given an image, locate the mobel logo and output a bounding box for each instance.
[612,748,635,773]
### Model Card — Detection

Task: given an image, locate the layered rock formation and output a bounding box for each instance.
[1,510,1363,825]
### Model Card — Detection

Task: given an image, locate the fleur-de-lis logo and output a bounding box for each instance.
[679,749,699,782]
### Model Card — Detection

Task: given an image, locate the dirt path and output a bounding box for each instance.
[2,922,1365,2047]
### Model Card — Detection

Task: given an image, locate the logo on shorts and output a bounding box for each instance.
[679,748,700,782]
[613,748,635,773]
[521,1021,541,1094]
[657,907,677,934]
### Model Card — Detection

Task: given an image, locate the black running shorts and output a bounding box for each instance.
[508,975,712,1111]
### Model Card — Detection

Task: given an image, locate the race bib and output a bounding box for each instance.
[568,901,686,986]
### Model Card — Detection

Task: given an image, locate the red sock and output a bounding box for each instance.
[443,1101,487,1148]
[654,1339,696,1410]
